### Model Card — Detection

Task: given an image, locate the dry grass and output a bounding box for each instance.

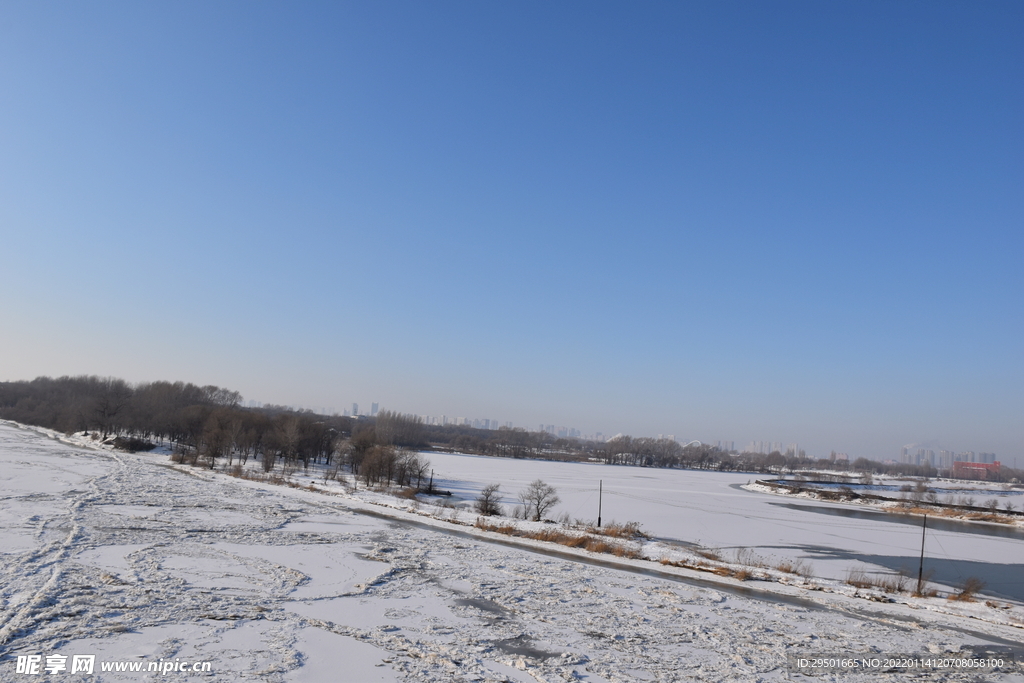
[477,520,517,535]
[845,568,910,593]
[949,577,986,602]
[877,573,909,593]
[695,547,722,562]
[657,555,769,581]
[596,521,649,539]
[473,518,641,559]
[845,568,874,589]
[774,558,813,578]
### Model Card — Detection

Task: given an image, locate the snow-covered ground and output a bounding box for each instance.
[2,422,1023,682]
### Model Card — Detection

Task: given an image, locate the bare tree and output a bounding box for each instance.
[93,378,132,437]
[375,410,425,447]
[475,483,503,516]
[518,479,560,521]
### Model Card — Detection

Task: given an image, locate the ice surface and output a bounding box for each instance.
[420,451,1024,598]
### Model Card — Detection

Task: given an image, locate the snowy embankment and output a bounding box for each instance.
[2,421,1023,682]
[745,480,1024,528]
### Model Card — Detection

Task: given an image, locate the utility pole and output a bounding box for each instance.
[916,514,927,595]
[597,480,602,528]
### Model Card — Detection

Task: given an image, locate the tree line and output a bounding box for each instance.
[3,375,1018,484]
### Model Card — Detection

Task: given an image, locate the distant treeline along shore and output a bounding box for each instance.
[1,376,1017,484]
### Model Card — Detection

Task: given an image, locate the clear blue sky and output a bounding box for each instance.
[2,2,1021,461]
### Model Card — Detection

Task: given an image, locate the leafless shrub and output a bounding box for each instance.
[261,451,276,472]
[734,548,767,568]
[846,568,874,589]
[877,572,909,593]
[111,436,156,453]
[950,577,986,602]
[846,568,911,593]
[474,483,504,516]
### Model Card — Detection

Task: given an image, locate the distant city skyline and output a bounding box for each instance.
[1,2,1020,464]
[245,394,1011,464]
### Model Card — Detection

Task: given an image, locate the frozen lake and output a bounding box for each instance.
[424,452,1024,601]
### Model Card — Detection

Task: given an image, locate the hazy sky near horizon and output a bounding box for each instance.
[1,2,1021,461]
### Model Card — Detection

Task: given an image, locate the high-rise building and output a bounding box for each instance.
[352,403,359,417]
[371,402,379,416]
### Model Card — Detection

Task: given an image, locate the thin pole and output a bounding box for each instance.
[916,514,927,595]
[597,480,602,528]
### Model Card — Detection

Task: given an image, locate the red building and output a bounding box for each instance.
[952,461,1000,481]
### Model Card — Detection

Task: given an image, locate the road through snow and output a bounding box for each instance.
[1,422,1022,682]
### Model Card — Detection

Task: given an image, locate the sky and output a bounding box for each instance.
[1,1,1021,461]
